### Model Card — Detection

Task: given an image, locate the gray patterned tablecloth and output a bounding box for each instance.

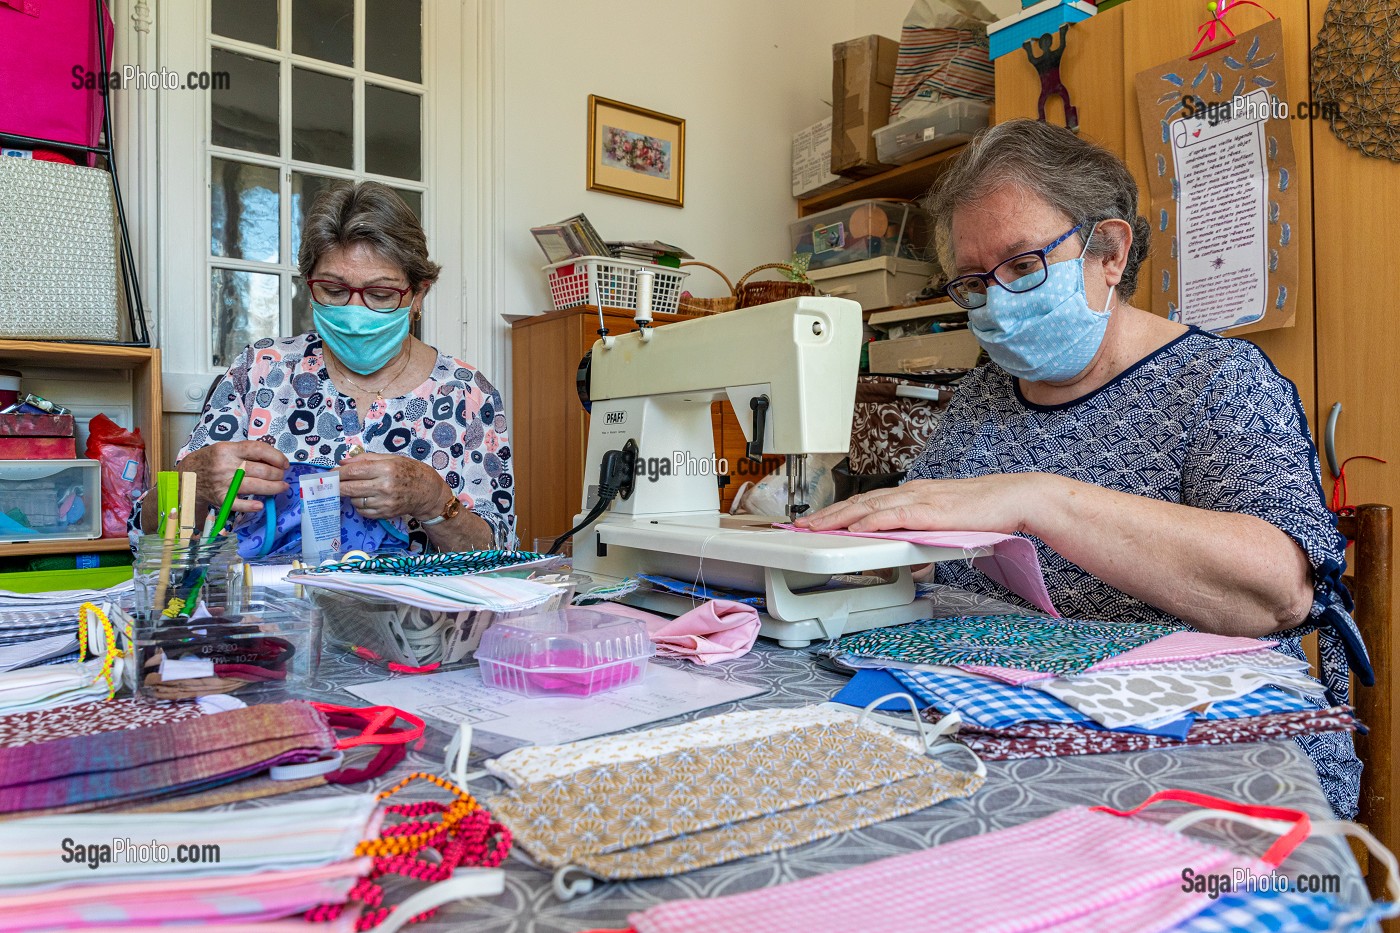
[263,636,1375,933]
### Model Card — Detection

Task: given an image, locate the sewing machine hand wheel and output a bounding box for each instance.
[748,395,770,462]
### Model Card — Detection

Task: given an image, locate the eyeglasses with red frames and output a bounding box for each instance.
[944,224,1083,311]
[306,279,414,312]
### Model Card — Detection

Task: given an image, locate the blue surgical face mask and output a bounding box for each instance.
[312,301,411,375]
[968,229,1114,383]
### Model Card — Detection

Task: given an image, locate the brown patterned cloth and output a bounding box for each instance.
[490,719,983,881]
[0,697,207,748]
[848,375,952,475]
[923,707,1358,760]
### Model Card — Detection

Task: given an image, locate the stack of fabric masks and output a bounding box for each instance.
[620,789,1399,933]
[0,772,513,931]
[830,616,1356,759]
[0,601,129,715]
[485,702,984,898]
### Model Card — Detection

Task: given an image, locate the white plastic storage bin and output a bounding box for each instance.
[544,257,689,315]
[873,100,991,166]
[0,459,101,543]
[808,257,938,313]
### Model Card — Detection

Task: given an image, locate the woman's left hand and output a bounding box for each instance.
[339,452,450,522]
[796,473,1053,535]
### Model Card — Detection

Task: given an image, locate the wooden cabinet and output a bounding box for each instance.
[0,340,162,558]
[510,307,780,549]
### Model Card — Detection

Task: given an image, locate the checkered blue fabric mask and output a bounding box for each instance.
[969,230,1114,383]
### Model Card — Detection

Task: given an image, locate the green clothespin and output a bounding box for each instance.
[156,471,180,536]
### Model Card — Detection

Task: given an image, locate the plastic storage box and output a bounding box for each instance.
[808,256,938,313]
[0,459,101,543]
[873,100,991,166]
[476,608,652,698]
[790,199,930,271]
[544,257,689,315]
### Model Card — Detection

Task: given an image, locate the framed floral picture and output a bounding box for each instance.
[587,95,685,207]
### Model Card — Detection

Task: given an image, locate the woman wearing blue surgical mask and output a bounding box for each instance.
[800,119,1367,821]
[162,181,514,553]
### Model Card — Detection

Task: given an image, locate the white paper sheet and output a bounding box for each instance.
[347,663,767,754]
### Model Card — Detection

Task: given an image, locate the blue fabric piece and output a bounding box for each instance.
[1170,887,1389,933]
[886,667,1196,738]
[830,669,916,712]
[232,462,407,559]
[905,327,1366,817]
[1205,688,1315,720]
[638,574,766,609]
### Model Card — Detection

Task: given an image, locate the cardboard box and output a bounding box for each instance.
[808,256,936,313]
[831,35,899,178]
[792,117,847,199]
[867,302,982,373]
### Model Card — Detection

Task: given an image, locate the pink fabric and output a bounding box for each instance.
[957,631,1281,685]
[592,601,761,663]
[0,856,370,930]
[630,807,1270,933]
[777,525,1058,617]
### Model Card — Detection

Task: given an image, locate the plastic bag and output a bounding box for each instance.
[84,414,146,538]
[731,453,843,517]
[890,0,1003,120]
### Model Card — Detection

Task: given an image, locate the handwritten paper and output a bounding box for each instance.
[347,663,767,754]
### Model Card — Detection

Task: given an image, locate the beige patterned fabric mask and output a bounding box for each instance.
[488,717,983,898]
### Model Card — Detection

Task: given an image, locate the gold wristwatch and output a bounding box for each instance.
[419,491,463,526]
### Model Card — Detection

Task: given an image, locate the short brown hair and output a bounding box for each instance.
[297,181,441,291]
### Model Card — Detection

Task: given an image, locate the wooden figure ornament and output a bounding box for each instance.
[1024,24,1080,133]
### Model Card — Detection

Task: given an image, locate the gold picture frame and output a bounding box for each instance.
[587,95,685,208]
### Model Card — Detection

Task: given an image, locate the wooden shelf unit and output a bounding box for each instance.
[0,339,162,560]
[796,144,968,217]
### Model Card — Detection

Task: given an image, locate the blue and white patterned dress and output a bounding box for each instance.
[905,327,1371,818]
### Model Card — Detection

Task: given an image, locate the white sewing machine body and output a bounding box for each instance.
[572,296,985,647]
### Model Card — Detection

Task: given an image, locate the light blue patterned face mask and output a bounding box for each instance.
[969,228,1114,383]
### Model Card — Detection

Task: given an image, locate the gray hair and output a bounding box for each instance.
[297,181,441,291]
[923,119,1151,299]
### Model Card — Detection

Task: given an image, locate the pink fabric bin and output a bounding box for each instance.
[0,0,115,150]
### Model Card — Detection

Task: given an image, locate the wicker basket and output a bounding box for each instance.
[735,263,817,309]
[675,261,738,317]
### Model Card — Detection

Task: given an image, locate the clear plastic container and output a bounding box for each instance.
[789,199,931,271]
[0,459,101,543]
[873,99,991,166]
[475,608,652,698]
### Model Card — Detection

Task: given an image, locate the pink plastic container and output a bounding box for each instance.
[475,608,652,698]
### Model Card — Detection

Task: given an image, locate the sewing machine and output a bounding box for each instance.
[571,296,989,647]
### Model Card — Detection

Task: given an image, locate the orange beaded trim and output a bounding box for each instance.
[353,772,483,858]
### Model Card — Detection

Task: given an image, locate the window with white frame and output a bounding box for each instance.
[202,0,426,368]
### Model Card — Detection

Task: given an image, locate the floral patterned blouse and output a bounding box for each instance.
[176,332,516,549]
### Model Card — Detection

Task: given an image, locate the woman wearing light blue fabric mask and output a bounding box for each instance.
[163,181,515,554]
[799,119,1369,819]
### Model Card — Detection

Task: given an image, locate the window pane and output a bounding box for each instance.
[366,0,421,83]
[291,171,341,262]
[292,276,313,336]
[212,0,277,48]
[211,49,279,156]
[390,187,422,221]
[211,268,281,368]
[365,84,421,180]
[292,68,353,168]
[210,158,279,263]
[292,0,354,66]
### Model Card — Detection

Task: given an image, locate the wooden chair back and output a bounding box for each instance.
[1338,503,1394,900]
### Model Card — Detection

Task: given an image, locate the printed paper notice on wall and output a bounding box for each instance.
[1133,18,1298,336]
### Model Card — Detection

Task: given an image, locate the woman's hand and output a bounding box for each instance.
[796,473,1053,535]
[178,441,289,513]
[339,452,451,522]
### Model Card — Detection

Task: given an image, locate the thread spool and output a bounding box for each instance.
[239,560,304,599]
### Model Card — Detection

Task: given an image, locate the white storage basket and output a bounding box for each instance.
[544,256,688,314]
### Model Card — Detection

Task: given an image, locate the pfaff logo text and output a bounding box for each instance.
[604,411,627,425]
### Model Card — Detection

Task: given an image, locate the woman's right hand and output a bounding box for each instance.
[178,440,289,513]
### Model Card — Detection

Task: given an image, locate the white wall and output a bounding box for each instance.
[496,0,913,322]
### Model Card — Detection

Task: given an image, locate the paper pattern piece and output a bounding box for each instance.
[347,664,766,752]
[1134,19,1299,336]
[777,525,1058,617]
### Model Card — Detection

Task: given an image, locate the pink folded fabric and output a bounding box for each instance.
[956,631,1281,685]
[594,600,761,664]
[777,525,1058,617]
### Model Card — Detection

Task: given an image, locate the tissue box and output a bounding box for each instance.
[831,35,900,177]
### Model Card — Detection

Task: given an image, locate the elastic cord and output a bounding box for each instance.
[1091,789,1310,867]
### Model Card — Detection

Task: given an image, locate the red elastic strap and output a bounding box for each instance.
[324,742,407,785]
[1090,788,1310,867]
[311,702,426,751]
[388,661,441,675]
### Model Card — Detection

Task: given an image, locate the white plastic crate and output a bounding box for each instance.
[544,256,688,314]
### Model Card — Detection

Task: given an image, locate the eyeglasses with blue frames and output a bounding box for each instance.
[306,279,414,312]
[944,223,1083,311]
